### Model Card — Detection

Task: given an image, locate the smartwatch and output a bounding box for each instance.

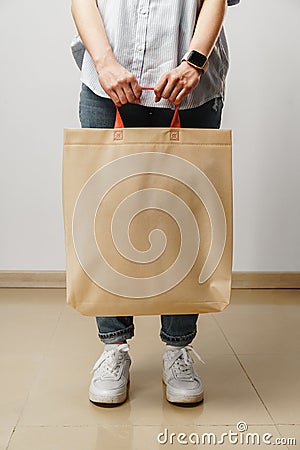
[181,50,209,73]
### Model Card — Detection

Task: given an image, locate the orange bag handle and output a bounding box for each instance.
[114,87,181,129]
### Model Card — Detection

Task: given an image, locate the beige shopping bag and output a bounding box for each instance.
[63,109,232,316]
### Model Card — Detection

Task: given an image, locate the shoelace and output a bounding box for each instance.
[90,343,130,379]
[167,345,205,380]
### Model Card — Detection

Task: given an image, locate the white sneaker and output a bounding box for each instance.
[89,343,131,404]
[163,345,204,404]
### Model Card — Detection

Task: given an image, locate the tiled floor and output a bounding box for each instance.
[0,288,299,450]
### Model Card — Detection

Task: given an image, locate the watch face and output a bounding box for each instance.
[188,50,207,68]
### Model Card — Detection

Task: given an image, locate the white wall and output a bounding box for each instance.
[222,0,300,270]
[0,0,299,271]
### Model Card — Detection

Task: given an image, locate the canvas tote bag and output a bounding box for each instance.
[63,104,232,316]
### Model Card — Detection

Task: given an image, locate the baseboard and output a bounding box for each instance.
[0,271,299,289]
[0,271,66,288]
[232,272,300,289]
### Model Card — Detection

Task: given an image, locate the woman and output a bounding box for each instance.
[71,0,239,406]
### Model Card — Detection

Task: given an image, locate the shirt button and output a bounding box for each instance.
[140,9,147,15]
[137,45,144,52]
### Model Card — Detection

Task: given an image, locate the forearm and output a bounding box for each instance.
[71,0,115,71]
[189,0,227,57]
[71,0,142,105]
[154,0,227,104]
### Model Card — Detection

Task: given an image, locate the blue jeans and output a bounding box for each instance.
[79,83,223,346]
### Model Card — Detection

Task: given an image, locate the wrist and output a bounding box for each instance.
[180,60,204,75]
[94,49,116,73]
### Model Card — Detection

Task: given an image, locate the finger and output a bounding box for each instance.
[160,78,181,100]
[154,77,168,102]
[122,84,137,103]
[115,87,128,105]
[167,84,185,104]
[109,90,122,107]
[173,87,190,105]
[130,79,143,101]
[173,78,199,104]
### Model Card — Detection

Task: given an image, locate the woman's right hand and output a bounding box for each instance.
[96,59,142,107]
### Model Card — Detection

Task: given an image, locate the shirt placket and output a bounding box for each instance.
[131,0,150,82]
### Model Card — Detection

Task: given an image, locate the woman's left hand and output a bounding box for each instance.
[154,61,202,105]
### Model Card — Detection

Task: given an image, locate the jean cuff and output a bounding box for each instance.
[98,324,134,344]
[160,329,197,347]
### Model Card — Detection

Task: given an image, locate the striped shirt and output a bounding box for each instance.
[80,0,239,109]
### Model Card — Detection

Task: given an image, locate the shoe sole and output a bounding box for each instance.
[89,381,129,405]
[162,379,204,404]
